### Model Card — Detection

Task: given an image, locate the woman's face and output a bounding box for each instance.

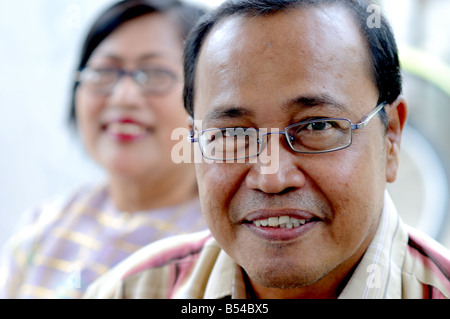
[75,13,188,181]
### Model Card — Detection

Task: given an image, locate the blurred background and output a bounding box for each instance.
[0,0,449,248]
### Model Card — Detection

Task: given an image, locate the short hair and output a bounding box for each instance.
[69,0,206,128]
[183,0,402,127]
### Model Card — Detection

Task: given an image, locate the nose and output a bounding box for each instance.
[108,73,144,108]
[245,135,307,194]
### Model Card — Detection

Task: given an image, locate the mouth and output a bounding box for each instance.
[102,118,152,142]
[252,215,318,228]
[242,211,322,241]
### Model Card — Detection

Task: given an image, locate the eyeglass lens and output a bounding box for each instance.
[198,119,353,161]
[78,67,178,94]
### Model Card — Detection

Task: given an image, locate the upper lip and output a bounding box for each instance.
[242,209,321,223]
[102,117,152,130]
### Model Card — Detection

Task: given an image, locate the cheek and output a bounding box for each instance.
[152,86,185,120]
[196,163,244,238]
[314,132,386,195]
[311,142,386,241]
[150,92,187,145]
[75,90,105,147]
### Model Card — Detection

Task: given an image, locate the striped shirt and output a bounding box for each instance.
[0,183,206,299]
[84,192,450,299]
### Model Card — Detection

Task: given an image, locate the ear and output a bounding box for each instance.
[385,96,408,183]
[187,116,194,131]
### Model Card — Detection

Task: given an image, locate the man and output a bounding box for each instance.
[85,0,450,299]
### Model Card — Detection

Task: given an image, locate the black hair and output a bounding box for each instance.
[183,0,402,127]
[69,0,206,128]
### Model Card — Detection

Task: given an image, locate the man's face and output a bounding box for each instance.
[193,7,404,297]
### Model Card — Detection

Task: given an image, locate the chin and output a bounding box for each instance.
[248,262,329,290]
[103,159,151,180]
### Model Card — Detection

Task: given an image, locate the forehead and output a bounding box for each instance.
[90,13,183,63]
[194,6,376,122]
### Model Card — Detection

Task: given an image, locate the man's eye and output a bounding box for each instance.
[308,121,328,131]
[304,121,339,131]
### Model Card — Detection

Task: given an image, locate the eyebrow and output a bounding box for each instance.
[282,94,347,112]
[92,52,173,63]
[202,94,346,124]
[203,106,255,123]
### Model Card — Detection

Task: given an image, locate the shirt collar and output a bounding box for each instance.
[202,244,250,299]
[203,249,235,299]
[338,191,408,299]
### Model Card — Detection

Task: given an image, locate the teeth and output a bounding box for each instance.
[108,122,145,136]
[253,216,309,228]
[268,217,278,227]
[279,216,290,225]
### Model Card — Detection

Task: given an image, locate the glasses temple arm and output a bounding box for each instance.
[352,102,387,130]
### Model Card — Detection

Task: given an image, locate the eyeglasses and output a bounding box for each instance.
[190,102,386,161]
[75,67,180,95]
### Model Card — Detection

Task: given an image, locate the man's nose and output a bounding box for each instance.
[245,135,307,194]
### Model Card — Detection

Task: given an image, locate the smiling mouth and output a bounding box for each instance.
[102,119,153,141]
[251,216,319,229]
[106,122,149,136]
[242,212,322,241]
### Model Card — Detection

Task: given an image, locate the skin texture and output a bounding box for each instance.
[76,13,197,212]
[192,6,407,299]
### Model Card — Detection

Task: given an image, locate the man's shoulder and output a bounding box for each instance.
[403,226,450,298]
[121,229,215,279]
[84,230,217,298]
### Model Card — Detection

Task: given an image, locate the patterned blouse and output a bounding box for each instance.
[0,182,206,298]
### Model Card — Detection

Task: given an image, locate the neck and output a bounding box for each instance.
[247,267,352,299]
[108,165,197,212]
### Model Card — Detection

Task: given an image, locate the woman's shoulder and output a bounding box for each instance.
[17,182,108,232]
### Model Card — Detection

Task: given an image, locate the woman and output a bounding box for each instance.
[0,0,207,298]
